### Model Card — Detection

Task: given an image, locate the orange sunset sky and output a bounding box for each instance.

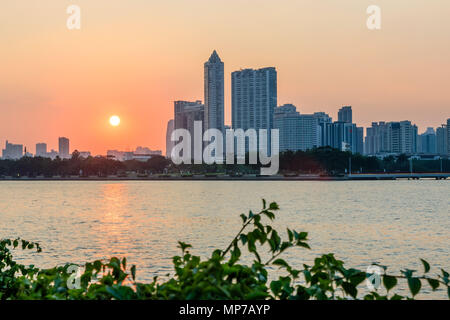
[1,0,449,155]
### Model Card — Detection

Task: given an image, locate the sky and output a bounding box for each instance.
[1,0,449,155]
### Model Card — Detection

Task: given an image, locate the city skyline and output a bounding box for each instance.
[2,47,449,157]
[1,1,450,155]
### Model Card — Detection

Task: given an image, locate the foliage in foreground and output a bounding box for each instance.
[1,200,449,300]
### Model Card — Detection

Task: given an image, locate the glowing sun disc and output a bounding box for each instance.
[109,115,120,126]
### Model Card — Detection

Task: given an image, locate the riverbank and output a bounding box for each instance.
[0,173,449,181]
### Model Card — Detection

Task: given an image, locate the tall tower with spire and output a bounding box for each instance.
[204,50,224,134]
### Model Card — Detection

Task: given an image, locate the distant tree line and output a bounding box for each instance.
[279,147,450,174]
[0,150,171,177]
[0,147,448,177]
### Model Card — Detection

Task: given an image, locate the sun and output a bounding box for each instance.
[109,115,121,127]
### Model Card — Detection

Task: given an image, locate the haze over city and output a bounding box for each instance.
[1,0,450,155]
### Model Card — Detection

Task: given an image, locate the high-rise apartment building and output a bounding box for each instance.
[231,67,277,152]
[58,137,70,159]
[204,50,224,134]
[273,104,319,152]
[365,122,390,155]
[389,121,418,154]
[365,121,418,155]
[338,106,352,123]
[35,143,47,157]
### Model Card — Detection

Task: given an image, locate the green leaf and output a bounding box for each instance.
[272,259,289,269]
[383,275,397,291]
[287,229,293,242]
[239,234,248,245]
[427,278,439,291]
[342,282,357,298]
[269,202,279,210]
[177,241,192,252]
[270,280,282,295]
[296,241,311,249]
[420,259,430,273]
[407,278,421,297]
[130,265,136,281]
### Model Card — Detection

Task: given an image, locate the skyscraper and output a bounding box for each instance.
[204,50,224,134]
[58,137,70,159]
[36,143,47,157]
[232,67,277,152]
[165,119,175,158]
[338,106,352,123]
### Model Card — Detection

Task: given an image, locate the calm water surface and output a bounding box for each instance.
[0,180,449,298]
